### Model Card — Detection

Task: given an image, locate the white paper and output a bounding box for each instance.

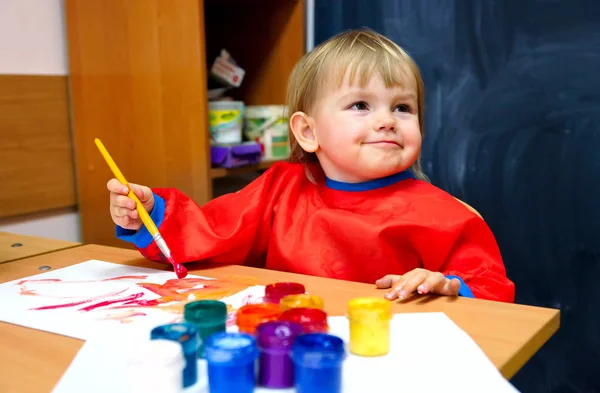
[53,313,520,393]
[0,260,266,340]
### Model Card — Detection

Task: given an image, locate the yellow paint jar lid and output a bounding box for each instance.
[347,297,392,321]
[280,294,324,311]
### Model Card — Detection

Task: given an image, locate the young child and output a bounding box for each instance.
[108,29,515,303]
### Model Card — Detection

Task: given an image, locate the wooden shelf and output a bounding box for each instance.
[65,0,304,245]
[210,160,282,179]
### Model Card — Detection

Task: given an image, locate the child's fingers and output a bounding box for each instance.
[129,183,152,203]
[114,214,142,231]
[385,269,427,300]
[114,216,127,228]
[432,278,461,296]
[112,205,132,218]
[107,178,129,194]
[111,194,136,210]
[108,179,144,231]
[375,274,401,289]
[394,270,428,299]
[416,273,450,295]
[116,216,135,230]
[107,179,151,205]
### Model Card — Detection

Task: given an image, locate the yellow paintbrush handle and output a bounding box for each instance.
[94,138,159,237]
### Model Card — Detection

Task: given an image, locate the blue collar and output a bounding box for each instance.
[325,170,416,192]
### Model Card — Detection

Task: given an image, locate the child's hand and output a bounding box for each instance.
[107,179,154,231]
[375,269,461,300]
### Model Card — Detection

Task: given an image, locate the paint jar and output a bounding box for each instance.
[291,333,347,393]
[150,322,199,387]
[263,282,306,304]
[279,307,329,333]
[244,105,290,160]
[235,303,281,334]
[280,293,324,311]
[183,299,227,357]
[204,332,259,393]
[208,100,244,144]
[347,297,392,357]
[126,339,185,393]
[256,320,304,388]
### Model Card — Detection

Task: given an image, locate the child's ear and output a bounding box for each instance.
[290,111,318,153]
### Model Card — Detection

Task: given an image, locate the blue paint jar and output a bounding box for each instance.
[291,333,347,393]
[150,322,199,388]
[204,332,259,393]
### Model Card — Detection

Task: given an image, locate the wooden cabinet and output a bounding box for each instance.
[64,0,305,247]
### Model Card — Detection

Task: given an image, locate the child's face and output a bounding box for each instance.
[310,71,421,183]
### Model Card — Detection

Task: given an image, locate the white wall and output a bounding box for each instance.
[0,0,68,75]
[0,0,81,242]
[0,209,81,242]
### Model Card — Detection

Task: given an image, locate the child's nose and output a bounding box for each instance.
[375,113,396,131]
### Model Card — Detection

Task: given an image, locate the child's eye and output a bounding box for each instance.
[349,101,368,111]
[395,104,411,113]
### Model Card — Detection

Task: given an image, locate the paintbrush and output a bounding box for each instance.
[94,138,188,279]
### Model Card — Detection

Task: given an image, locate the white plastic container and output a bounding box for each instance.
[125,339,186,393]
[244,105,290,160]
[208,101,245,144]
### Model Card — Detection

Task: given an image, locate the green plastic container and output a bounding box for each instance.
[244,105,290,160]
[183,300,228,357]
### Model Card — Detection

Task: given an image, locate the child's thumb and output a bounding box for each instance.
[375,275,399,288]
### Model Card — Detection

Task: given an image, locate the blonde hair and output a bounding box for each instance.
[286,28,428,181]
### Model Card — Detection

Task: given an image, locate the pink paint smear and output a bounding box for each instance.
[17,275,148,286]
[19,275,253,325]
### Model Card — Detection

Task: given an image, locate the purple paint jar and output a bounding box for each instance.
[256,320,304,388]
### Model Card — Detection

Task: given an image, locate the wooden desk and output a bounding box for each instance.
[0,244,560,393]
[0,231,80,264]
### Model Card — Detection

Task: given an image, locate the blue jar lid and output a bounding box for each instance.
[292,333,346,368]
[204,332,258,364]
[150,322,199,354]
[151,322,198,343]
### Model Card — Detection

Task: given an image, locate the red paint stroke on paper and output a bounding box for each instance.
[118,299,160,307]
[17,275,147,286]
[17,278,62,285]
[98,310,149,324]
[102,275,149,281]
[89,298,161,310]
[20,275,256,317]
[79,292,145,312]
[138,278,219,299]
[29,289,129,310]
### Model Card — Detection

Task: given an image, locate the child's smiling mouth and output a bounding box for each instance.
[363,140,401,148]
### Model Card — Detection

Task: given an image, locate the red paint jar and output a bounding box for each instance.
[278,307,329,333]
[263,282,306,304]
[235,303,282,335]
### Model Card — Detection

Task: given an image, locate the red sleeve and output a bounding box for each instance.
[422,215,515,303]
[131,163,290,266]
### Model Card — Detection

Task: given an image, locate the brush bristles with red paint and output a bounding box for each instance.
[153,234,187,278]
[168,256,188,279]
